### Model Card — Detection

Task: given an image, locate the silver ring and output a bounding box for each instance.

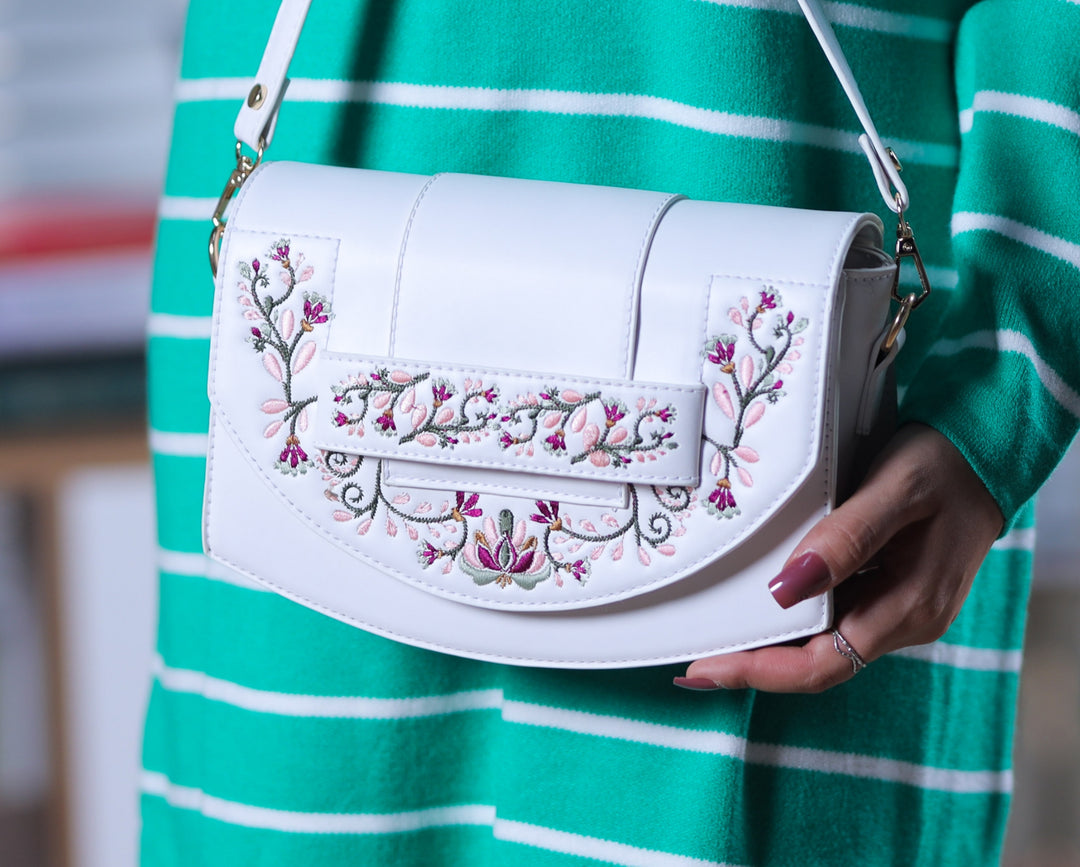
[831,628,867,674]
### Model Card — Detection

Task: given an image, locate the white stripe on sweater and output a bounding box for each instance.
[952,212,1080,271]
[494,819,742,867]
[148,313,213,340]
[153,655,503,718]
[503,701,748,759]
[174,78,958,168]
[142,771,494,833]
[504,701,1011,794]
[695,0,953,40]
[926,328,1080,419]
[992,526,1036,552]
[149,429,210,457]
[158,548,269,591]
[151,659,1013,792]
[141,770,745,864]
[888,642,1023,673]
[158,195,217,221]
[742,741,1011,793]
[959,91,1080,137]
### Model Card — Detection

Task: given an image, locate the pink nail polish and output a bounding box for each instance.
[673,676,722,691]
[768,551,831,609]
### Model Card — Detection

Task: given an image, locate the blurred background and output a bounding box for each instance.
[0,1,1076,865]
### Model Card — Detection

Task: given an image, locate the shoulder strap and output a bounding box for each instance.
[232,0,909,213]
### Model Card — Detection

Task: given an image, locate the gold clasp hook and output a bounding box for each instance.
[891,193,931,310]
[208,139,265,277]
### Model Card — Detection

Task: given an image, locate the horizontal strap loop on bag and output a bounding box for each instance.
[313,354,706,486]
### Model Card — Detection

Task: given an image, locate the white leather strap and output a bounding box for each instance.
[233,0,312,152]
[794,0,908,212]
[234,0,908,213]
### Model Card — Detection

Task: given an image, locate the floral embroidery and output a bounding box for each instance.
[498,388,676,469]
[331,372,678,470]
[703,288,807,518]
[321,451,692,590]
[299,284,807,591]
[459,510,552,589]
[332,370,500,448]
[240,239,331,475]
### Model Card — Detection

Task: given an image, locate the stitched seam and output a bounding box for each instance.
[389,173,442,356]
[623,193,684,379]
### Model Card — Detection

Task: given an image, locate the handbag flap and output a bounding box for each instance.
[209,161,880,612]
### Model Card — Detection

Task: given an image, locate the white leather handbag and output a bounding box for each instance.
[202,0,930,668]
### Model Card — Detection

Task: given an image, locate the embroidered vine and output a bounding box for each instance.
[321,452,692,590]
[331,370,500,448]
[240,240,332,475]
[702,288,807,518]
[297,284,808,591]
[331,372,678,470]
[498,388,676,469]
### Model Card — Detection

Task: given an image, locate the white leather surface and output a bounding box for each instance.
[204,161,893,666]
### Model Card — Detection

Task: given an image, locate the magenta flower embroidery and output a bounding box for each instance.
[707,478,739,516]
[333,411,348,427]
[271,243,290,262]
[756,290,777,312]
[277,435,311,474]
[452,491,482,520]
[603,403,626,427]
[564,559,589,583]
[460,510,551,589]
[375,410,396,432]
[432,383,454,406]
[530,500,561,529]
[707,338,736,373]
[545,429,567,452]
[419,541,441,566]
[302,297,329,332]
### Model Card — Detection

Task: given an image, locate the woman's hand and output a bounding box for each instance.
[677,424,1004,693]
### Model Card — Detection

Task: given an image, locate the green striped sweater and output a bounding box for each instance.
[143,1,1078,864]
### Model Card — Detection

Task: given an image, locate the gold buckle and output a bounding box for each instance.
[208,139,264,277]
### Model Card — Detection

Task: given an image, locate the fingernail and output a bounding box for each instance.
[673,676,723,691]
[768,551,831,609]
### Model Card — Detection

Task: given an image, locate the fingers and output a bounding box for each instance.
[767,425,940,610]
[675,425,1005,695]
[681,627,863,693]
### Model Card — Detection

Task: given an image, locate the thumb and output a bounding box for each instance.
[767,481,906,609]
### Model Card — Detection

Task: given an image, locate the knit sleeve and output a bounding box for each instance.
[898,0,1080,529]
